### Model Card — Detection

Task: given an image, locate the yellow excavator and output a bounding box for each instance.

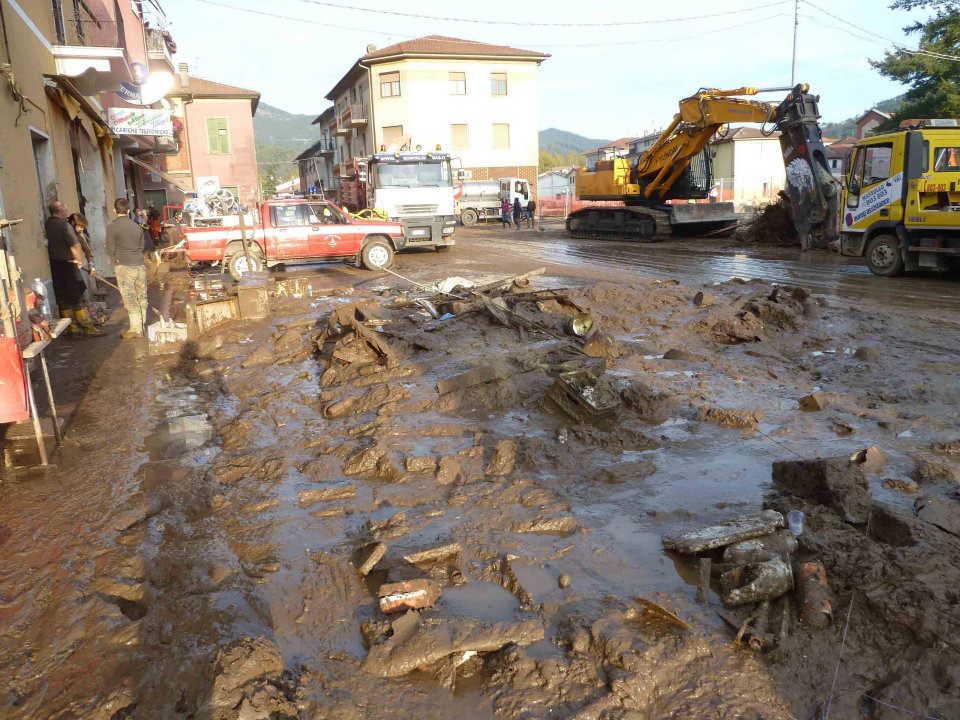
[568,84,840,246]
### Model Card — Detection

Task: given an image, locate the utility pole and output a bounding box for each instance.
[790,0,799,86]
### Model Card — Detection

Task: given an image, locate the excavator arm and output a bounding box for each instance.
[639,89,778,199]
[570,84,840,246]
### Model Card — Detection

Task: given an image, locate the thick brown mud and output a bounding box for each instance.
[1,233,959,719]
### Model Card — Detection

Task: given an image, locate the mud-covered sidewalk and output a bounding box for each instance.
[1,238,959,720]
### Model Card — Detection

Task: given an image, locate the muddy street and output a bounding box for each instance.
[2,231,959,720]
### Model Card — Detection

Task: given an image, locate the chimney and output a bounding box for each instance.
[178,63,189,89]
[366,44,377,54]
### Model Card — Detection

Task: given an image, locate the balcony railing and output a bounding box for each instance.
[317,139,335,155]
[145,27,176,68]
[346,104,367,127]
[333,118,350,137]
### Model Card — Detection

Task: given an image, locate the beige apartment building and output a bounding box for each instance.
[304,35,549,195]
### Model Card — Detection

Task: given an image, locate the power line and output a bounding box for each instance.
[527,13,788,48]
[188,0,786,50]
[288,0,792,28]
[800,0,960,62]
[191,0,417,37]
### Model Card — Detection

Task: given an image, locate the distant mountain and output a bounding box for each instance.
[540,128,609,156]
[254,103,318,149]
[821,94,906,139]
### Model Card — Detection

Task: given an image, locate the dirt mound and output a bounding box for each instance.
[735,199,799,245]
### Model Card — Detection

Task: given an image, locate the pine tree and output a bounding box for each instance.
[872,0,960,128]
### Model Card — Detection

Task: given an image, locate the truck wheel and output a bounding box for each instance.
[865,234,904,277]
[360,238,394,270]
[461,208,478,226]
[226,248,264,281]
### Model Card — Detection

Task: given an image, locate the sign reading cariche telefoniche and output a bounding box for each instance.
[107,108,173,136]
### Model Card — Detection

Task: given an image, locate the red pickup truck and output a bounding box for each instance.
[184,197,405,280]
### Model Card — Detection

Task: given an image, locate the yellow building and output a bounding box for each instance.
[0,0,176,290]
[323,35,549,190]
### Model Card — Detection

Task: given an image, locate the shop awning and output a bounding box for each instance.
[124,155,194,193]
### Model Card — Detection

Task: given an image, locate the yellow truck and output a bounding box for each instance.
[839,120,960,276]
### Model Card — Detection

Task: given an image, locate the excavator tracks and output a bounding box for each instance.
[565,206,672,242]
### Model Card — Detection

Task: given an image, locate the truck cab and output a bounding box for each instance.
[840,120,960,276]
[367,152,457,249]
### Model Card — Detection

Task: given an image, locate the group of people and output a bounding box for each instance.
[43,198,176,339]
[500,197,537,229]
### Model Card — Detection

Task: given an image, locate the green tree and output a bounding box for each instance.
[871,0,960,128]
[256,143,298,196]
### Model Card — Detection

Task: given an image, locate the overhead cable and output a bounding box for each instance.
[288,0,792,27]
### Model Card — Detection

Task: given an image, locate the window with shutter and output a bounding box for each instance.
[206,117,230,154]
[490,73,507,96]
[379,72,401,98]
[449,72,466,95]
[382,125,404,148]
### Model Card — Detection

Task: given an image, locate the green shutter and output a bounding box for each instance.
[206,117,230,154]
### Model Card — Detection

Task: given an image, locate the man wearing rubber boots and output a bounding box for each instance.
[106,198,148,339]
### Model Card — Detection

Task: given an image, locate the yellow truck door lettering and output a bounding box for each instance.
[843,172,903,229]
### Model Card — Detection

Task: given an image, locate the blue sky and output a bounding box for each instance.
[161,0,929,138]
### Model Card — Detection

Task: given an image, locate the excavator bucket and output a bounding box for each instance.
[775,86,841,248]
[669,202,739,236]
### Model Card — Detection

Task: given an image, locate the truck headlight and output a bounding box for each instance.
[442,227,455,235]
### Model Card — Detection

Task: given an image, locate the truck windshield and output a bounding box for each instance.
[372,161,451,189]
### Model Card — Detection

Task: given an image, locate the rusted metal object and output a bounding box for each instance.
[795,560,835,629]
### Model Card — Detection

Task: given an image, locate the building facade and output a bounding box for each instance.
[0,0,176,284]
[711,128,785,210]
[537,168,576,198]
[307,35,548,200]
[296,107,338,196]
[141,65,261,211]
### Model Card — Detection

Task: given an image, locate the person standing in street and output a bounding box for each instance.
[106,198,148,338]
[512,197,522,229]
[526,197,536,229]
[500,198,511,229]
[44,201,101,336]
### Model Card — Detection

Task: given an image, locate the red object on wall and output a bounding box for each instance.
[0,336,29,423]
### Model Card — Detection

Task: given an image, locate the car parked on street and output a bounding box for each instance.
[183,196,405,280]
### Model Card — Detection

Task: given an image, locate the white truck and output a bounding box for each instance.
[365,151,457,250]
[456,177,532,226]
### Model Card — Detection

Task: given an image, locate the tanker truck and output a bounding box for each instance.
[456,177,531,225]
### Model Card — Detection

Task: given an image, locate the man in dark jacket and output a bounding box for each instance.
[45,200,93,335]
[106,198,148,338]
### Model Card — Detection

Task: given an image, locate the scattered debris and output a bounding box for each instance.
[722,530,798,565]
[378,578,442,613]
[361,613,544,678]
[697,406,763,430]
[795,560,835,628]
[724,558,793,607]
[354,542,388,577]
[663,510,785,554]
[883,478,920,493]
[798,392,828,411]
[558,573,571,589]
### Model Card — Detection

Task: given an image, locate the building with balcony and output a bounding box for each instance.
[296,107,339,196]
[0,0,178,286]
[136,64,261,211]
[316,35,549,201]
